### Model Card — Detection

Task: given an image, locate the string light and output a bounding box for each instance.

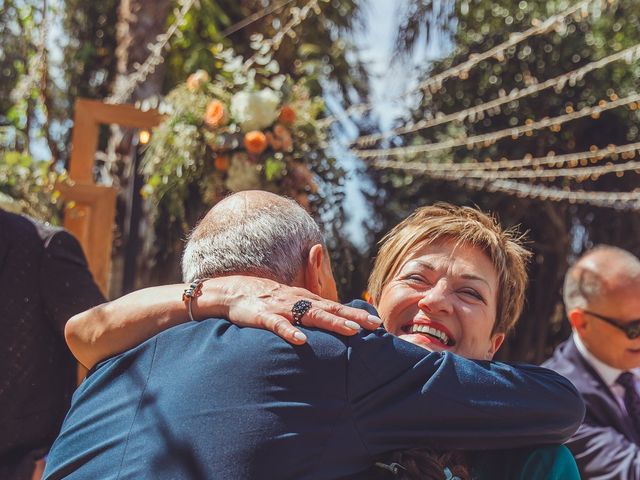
[354,91,640,158]
[220,0,299,38]
[139,130,151,145]
[373,141,640,173]
[320,0,608,128]
[108,0,323,104]
[373,158,640,180]
[353,43,640,147]
[108,0,198,104]
[242,0,323,72]
[459,178,640,210]
[374,162,640,210]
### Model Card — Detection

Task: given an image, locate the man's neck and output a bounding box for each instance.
[572,331,625,387]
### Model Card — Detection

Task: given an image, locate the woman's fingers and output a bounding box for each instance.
[301,308,363,336]
[257,312,308,345]
[255,300,383,344]
[222,276,384,343]
[323,303,383,330]
[301,305,382,335]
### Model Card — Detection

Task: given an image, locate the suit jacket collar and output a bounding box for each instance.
[572,332,626,389]
[556,337,640,443]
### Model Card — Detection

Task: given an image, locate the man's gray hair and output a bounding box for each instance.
[563,265,604,311]
[182,196,324,283]
[563,244,640,311]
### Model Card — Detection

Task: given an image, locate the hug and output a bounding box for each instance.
[43,191,585,479]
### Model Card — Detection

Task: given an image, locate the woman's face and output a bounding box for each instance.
[376,240,505,360]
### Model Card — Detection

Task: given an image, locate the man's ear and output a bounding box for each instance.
[568,309,587,332]
[485,332,505,360]
[304,243,326,296]
[304,243,338,301]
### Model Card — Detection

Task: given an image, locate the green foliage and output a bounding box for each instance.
[0,0,118,164]
[164,0,369,104]
[2,0,369,295]
[0,1,38,150]
[0,150,65,222]
[58,0,118,164]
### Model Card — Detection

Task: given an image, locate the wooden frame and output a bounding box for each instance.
[68,99,164,183]
[58,183,117,294]
[62,98,164,295]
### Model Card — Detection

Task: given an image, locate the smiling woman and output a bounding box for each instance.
[361,204,580,480]
[368,203,530,361]
[377,241,501,359]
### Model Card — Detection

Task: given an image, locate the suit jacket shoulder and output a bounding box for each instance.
[544,337,640,479]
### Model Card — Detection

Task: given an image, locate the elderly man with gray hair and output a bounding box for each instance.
[544,245,640,479]
[45,191,583,479]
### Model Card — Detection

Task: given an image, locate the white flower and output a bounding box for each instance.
[230,88,281,131]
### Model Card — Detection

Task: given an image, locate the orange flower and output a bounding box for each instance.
[204,100,226,128]
[244,130,268,154]
[214,155,230,172]
[278,105,296,124]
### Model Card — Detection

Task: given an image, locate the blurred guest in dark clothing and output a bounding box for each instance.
[0,210,105,480]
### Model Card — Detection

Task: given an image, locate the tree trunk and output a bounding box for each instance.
[107,0,172,297]
[113,0,172,103]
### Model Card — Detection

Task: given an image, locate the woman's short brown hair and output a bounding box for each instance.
[367,203,531,335]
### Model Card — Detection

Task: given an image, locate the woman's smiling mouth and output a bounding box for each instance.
[402,322,456,347]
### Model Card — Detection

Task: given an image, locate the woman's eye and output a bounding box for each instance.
[405,274,427,283]
[460,289,485,302]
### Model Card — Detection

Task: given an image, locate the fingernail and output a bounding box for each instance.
[345,320,361,330]
[367,315,383,326]
[294,331,307,342]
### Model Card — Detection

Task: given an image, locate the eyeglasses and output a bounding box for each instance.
[581,309,640,340]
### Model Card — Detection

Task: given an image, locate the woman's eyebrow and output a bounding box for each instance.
[406,259,437,271]
[460,274,492,291]
[405,260,492,291]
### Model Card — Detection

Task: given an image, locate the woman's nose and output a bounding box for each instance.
[417,282,453,314]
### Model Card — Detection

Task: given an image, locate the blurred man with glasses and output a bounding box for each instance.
[545,245,640,479]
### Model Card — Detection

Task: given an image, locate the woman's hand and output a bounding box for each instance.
[196,276,382,345]
[66,276,383,370]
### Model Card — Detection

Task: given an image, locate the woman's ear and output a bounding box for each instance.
[305,244,338,301]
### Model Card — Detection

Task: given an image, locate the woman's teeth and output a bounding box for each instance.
[410,324,453,346]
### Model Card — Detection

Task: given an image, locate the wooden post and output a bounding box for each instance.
[62,98,164,295]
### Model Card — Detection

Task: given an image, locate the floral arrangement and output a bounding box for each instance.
[141,47,338,243]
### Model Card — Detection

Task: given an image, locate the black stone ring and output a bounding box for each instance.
[292,300,312,325]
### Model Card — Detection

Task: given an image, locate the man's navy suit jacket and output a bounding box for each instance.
[544,337,640,479]
[45,302,584,479]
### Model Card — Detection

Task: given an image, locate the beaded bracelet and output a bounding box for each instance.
[182,278,206,321]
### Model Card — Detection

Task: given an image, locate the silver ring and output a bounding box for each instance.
[292,300,312,325]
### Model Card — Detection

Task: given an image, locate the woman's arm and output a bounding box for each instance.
[65,276,381,369]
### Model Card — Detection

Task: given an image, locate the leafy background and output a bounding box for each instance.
[2,0,639,361]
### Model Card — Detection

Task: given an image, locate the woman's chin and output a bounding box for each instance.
[399,333,451,353]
